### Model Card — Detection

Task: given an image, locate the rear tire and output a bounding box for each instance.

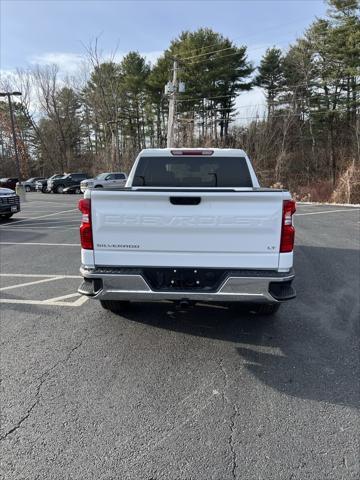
[42,186,47,193]
[100,300,129,314]
[250,303,281,315]
[25,185,31,192]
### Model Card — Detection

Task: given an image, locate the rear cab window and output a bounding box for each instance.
[132,156,253,187]
[72,174,87,181]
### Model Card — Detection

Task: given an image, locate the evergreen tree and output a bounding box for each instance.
[255,47,285,117]
[165,28,253,140]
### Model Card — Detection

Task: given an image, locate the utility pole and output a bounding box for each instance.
[0,91,22,182]
[107,120,121,170]
[111,129,117,167]
[166,59,178,148]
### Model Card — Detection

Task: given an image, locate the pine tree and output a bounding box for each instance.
[165,28,253,140]
[255,47,285,117]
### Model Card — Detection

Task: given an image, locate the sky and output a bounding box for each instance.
[1,0,329,120]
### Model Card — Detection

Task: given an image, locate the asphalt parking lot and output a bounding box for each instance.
[0,193,359,480]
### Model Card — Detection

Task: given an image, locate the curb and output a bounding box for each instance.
[297,202,360,208]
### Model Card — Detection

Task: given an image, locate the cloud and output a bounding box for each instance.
[29,50,163,74]
[110,50,163,66]
[138,51,164,65]
[30,52,84,74]
[0,69,18,85]
[235,87,267,125]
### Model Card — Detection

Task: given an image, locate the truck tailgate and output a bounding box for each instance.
[91,189,285,269]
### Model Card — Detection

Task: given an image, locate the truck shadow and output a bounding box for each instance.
[119,245,359,410]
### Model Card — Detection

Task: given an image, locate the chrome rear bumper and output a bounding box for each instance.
[79,266,295,304]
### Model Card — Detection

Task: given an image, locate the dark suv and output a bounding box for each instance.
[0,188,20,219]
[35,174,63,193]
[48,173,89,193]
[0,178,19,191]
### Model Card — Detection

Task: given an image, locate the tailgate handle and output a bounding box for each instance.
[170,196,201,205]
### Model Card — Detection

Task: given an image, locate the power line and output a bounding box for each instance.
[171,77,353,105]
[177,106,236,115]
[174,3,359,68]
[177,94,266,105]
[175,40,296,70]
[265,79,352,93]
[174,2,360,65]
[177,108,351,121]
[174,15,322,61]
[178,44,244,62]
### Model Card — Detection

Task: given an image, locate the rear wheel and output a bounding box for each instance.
[42,186,47,193]
[100,300,129,314]
[25,185,31,192]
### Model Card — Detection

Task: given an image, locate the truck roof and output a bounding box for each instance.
[138,148,247,157]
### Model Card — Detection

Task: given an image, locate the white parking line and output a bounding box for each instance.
[0,273,81,278]
[43,292,80,302]
[0,242,80,246]
[0,276,65,291]
[296,209,360,216]
[3,222,78,227]
[0,274,88,307]
[1,227,79,231]
[43,292,88,307]
[0,208,78,226]
[4,217,78,221]
[0,296,88,307]
[18,208,65,212]
[22,200,77,205]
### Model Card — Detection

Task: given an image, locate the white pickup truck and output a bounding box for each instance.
[78,148,296,315]
[80,172,127,193]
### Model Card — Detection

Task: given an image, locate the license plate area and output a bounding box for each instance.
[11,206,18,212]
[143,268,226,292]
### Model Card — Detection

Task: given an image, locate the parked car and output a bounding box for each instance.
[0,178,19,190]
[0,187,20,219]
[48,173,88,193]
[63,185,82,194]
[35,174,63,193]
[35,178,48,192]
[80,172,127,192]
[24,177,46,192]
[78,148,296,316]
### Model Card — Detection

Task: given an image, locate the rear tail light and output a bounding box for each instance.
[280,200,296,253]
[171,149,214,156]
[78,198,93,250]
